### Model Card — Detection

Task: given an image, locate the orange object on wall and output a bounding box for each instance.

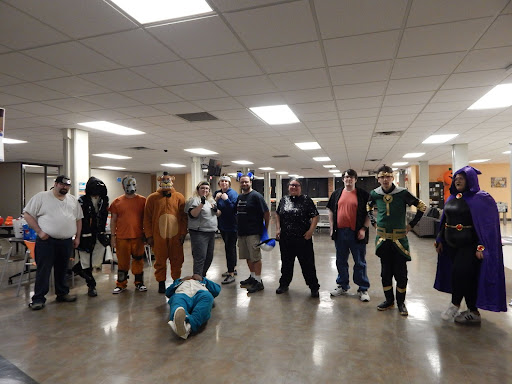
[443,169,452,202]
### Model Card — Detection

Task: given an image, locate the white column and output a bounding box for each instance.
[263,172,271,209]
[452,143,468,173]
[190,156,203,192]
[418,161,429,205]
[275,174,282,204]
[62,128,89,197]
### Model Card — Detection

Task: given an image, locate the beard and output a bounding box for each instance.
[59,188,69,195]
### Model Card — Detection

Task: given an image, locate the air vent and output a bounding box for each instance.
[366,159,381,162]
[364,170,378,175]
[272,155,290,158]
[301,167,313,170]
[373,131,402,137]
[175,112,218,122]
[127,146,153,151]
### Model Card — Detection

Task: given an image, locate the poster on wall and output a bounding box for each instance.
[491,177,506,188]
[0,108,5,162]
[78,181,86,196]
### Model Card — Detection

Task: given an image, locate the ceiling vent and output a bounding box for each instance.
[175,112,218,122]
[301,167,313,170]
[373,131,402,137]
[366,159,381,162]
[272,154,290,158]
[127,146,153,151]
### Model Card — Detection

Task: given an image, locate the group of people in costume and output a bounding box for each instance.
[24,164,507,338]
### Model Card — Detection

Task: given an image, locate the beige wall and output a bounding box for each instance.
[89,169,152,202]
[25,173,45,204]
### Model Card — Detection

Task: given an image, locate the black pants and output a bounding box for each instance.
[279,237,319,290]
[450,244,481,311]
[220,230,237,273]
[377,241,408,290]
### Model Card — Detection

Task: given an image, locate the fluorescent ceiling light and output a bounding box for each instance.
[276,171,289,175]
[422,134,458,144]
[323,165,336,168]
[3,138,27,144]
[161,163,186,168]
[469,159,490,163]
[403,153,425,158]
[232,160,254,165]
[249,105,299,125]
[329,169,340,173]
[259,167,275,171]
[468,84,512,110]
[503,151,511,154]
[313,157,330,161]
[392,162,408,166]
[78,121,144,135]
[111,0,213,24]
[98,166,126,170]
[295,142,321,150]
[184,148,218,155]
[93,153,132,159]
[289,174,299,178]
[227,173,237,177]
[333,173,342,177]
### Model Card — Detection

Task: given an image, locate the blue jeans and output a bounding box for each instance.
[169,290,214,333]
[335,228,370,291]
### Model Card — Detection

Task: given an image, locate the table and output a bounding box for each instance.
[0,225,14,238]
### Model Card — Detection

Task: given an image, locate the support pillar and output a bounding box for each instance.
[190,156,203,192]
[62,128,89,197]
[418,161,429,206]
[275,174,282,205]
[452,143,468,173]
[263,172,271,210]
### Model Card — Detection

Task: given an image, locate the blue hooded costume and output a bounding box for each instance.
[434,166,507,312]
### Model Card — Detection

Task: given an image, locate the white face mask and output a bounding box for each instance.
[123,178,137,194]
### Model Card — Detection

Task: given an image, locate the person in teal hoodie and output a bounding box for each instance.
[166,274,221,339]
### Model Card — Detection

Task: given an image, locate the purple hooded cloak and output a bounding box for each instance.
[434,166,507,312]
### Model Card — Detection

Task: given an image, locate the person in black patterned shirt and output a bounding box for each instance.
[275,178,320,297]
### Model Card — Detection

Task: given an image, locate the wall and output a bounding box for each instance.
[0,162,23,217]
[89,169,152,202]
[25,173,45,204]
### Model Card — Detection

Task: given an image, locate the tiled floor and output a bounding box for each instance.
[1,222,512,383]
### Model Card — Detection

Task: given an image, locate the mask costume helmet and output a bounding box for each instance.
[122,176,137,195]
[158,172,175,197]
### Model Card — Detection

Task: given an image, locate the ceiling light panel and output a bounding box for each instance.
[232,160,253,165]
[78,121,145,135]
[93,153,132,159]
[392,162,408,166]
[403,153,425,158]
[184,148,218,155]
[422,134,458,144]
[295,142,321,150]
[468,84,512,110]
[313,157,331,161]
[161,163,186,167]
[250,105,300,125]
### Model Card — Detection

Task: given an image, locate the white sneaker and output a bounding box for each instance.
[112,287,126,294]
[358,291,370,302]
[330,286,349,296]
[454,310,481,324]
[441,303,459,321]
[173,307,191,339]
[509,299,512,307]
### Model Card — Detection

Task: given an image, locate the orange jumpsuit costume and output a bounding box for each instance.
[144,179,187,283]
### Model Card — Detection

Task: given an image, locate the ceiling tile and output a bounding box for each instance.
[337,96,383,110]
[1,83,66,102]
[430,87,491,103]
[79,93,142,109]
[392,53,465,79]
[44,98,102,113]
[456,46,512,72]
[153,102,203,114]
[132,61,207,86]
[121,88,182,104]
[36,76,109,97]
[210,0,281,12]
[224,1,317,49]
[10,102,68,116]
[148,16,244,59]
[315,0,407,38]
[82,29,178,66]
[252,42,324,73]
[215,76,278,96]
[269,68,329,91]
[0,52,67,81]
[334,82,387,99]
[114,106,167,118]
[383,92,434,106]
[386,75,447,95]
[330,61,392,86]
[235,93,286,107]
[194,97,244,111]
[80,69,156,92]
[441,70,504,89]
[0,92,30,105]
[167,82,228,100]
[324,31,400,66]
[189,52,263,80]
[283,87,333,104]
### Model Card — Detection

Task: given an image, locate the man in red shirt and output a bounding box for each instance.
[327,169,371,302]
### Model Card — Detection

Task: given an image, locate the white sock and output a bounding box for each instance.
[250,272,255,278]
[255,275,262,282]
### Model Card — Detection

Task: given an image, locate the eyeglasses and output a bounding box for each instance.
[289,184,301,187]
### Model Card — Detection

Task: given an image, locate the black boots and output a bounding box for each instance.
[396,288,408,316]
[377,288,395,311]
[158,281,166,293]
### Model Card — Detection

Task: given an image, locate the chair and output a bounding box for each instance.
[144,244,153,267]
[16,240,37,296]
[0,238,14,287]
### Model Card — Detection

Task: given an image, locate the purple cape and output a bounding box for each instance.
[433,166,507,312]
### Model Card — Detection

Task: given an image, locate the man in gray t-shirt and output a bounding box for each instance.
[23,175,83,310]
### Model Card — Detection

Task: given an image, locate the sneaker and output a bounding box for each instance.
[222,270,238,277]
[135,283,147,292]
[28,302,45,310]
[358,291,370,302]
[173,307,191,339]
[112,287,126,294]
[240,276,256,288]
[87,287,98,297]
[276,286,289,294]
[222,275,235,284]
[377,300,395,311]
[247,280,264,293]
[397,302,408,316]
[311,289,320,298]
[330,286,349,297]
[454,310,481,324]
[509,299,512,307]
[441,303,459,321]
[56,294,77,302]
[158,281,166,293]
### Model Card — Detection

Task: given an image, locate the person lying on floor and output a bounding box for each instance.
[166,274,221,339]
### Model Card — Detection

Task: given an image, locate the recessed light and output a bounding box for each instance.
[313,157,331,161]
[3,138,27,144]
[468,84,512,110]
[78,121,144,135]
[422,134,458,144]
[276,171,289,175]
[469,159,490,163]
[403,153,425,158]
[503,150,511,154]
[323,164,336,168]
[98,166,126,170]
[259,167,275,171]
[161,163,186,168]
[329,169,340,173]
[289,174,299,178]
[249,105,299,125]
[333,173,342,177]
[295,142,321,150]
[93,153,132,159]
[184,148,218,155]
[232,160,254,165]
[111,0,213,24]
[392,162,408,166]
